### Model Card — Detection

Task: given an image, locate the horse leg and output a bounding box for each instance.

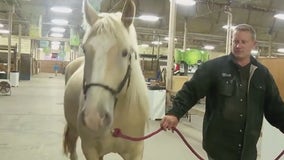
[81,140,101,160]
[120,152,143,160]
[63,125,78,160]
[120,145,144,160]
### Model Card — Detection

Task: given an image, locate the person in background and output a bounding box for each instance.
[160,24,284,160]
[53,63,60,76]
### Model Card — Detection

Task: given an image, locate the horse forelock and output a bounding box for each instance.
[83,12,137,49]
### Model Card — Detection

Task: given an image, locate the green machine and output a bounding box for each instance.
[174,49,209,74]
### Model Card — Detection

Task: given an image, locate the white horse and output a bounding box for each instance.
[63,0,149,159]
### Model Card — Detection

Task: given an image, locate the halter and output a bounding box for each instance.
[82,51,136,100]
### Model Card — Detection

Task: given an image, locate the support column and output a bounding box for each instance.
[182,19,188,76]
[166,0,177,108]
[268,35,272,57]
[225,5,232,55]
[17,24,22,71]
[7,5,14,78]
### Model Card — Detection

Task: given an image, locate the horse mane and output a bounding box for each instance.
[82,11,149,120]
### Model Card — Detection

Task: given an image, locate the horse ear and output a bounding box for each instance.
[121,0,136,28]
[84,0,99,25]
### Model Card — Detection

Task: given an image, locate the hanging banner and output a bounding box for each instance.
[39,40,49,48]
[29,15,42,38]
[70,28,80,46]
[29,24,40,38]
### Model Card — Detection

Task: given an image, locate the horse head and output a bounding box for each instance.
[79,0,138,135]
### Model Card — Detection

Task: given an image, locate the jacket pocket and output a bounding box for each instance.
[218,79,235,96]
[253,83,265,91]
[251,82,266,98]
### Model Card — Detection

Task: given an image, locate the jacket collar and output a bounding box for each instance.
[228,52,258,66]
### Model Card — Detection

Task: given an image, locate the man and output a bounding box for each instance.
[160,24,284,160]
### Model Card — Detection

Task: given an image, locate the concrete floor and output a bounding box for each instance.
[0,73,207,160]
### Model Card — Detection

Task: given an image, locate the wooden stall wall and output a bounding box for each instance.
[258,57,284,99]
[38,60,69,74]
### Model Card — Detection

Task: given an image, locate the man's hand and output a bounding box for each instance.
[160,115,179,131]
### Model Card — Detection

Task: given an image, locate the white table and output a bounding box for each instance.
[147,89,166,120]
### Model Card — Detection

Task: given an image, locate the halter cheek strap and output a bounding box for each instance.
[82,53,132,100]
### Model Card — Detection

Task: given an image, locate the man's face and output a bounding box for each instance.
[232,30,256,60]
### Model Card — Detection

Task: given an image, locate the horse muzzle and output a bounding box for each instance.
[80,107,113,133]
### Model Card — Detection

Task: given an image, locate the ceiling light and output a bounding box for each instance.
[151,41,163,45]
[138,15,159,22]
[204,45,215,50]
[164,37,177,41]
[174,0,196,6]
[251,49,259,56]
[222,25,236,30]
[51,41,61,45]
[0,24,3,28]
[140,44,149,48]
[0,29,9,34]
[51,19,68,25]
[274,14,284,20]
[51,27,66,32]
[50,33,64,38]
[51,6,72,13]
[277,48,284,53]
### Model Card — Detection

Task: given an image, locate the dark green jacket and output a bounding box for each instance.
[168,54,284,160]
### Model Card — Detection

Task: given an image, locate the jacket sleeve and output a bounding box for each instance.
[167,62,214,120]
[264,71,284,134]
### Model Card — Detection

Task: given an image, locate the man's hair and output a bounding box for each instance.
[234,24,256,40]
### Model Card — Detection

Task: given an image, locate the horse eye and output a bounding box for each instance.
[122,50,128,57]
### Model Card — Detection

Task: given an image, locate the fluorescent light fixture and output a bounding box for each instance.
[140,44,149,48]
[51,19,68,25]
[0,24,3,28]
[274,13,284,20]
[50,33,64,38]
[0,29,9,34]
[51,27,66,32]
[251,49,258,56]
[51,6,72,13]
[51,44,60,50]
[138,15,159,22]
[222,25,236,30]
[151,41,163,45]
[51,41,61,45]
[204,45,215,50]
[175,0,196,6]
[277,48,284,53]
[164,37,177,41]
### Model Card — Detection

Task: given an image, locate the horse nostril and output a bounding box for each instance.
[103,113,112,126]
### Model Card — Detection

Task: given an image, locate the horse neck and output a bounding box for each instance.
[114,64,149,122]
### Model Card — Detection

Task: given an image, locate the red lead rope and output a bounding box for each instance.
[112,127,284,160]
[112,127,204,160]
[275,150,284,160]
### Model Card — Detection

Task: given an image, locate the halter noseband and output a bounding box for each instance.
[83,63,131,98]
[82,53,134,100]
